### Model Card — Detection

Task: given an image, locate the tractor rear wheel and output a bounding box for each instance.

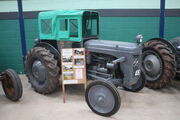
[25,47,60,94]
[142,40,176,89]
[170,37,180,78]
[1,69,22,101]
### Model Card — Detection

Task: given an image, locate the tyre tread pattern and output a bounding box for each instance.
[143,40,176,89]
[25,47,60,94]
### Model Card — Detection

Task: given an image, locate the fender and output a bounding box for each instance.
[146,38,177,54]
[170,37,180,54]
[34,42,61,65]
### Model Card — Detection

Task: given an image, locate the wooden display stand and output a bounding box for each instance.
[61,48,87,103]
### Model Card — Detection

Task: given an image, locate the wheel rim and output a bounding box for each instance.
[88,85,115,114]
[143,50,163,82]
[3,74,15,97]
[32,60,46,83]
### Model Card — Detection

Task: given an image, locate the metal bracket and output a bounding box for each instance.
[112,57,125,64]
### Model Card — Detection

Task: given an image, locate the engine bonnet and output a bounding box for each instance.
[84,39,141,55]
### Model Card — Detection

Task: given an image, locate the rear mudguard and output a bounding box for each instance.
[146,37,179,70]
[34,42,61,65]
[146,38,176,54]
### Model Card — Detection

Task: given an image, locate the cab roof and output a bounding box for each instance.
[39,10,97,19]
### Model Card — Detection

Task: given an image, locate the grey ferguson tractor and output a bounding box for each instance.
[25,10,145,116]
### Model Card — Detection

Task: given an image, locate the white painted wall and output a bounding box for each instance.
[0,0,179,12]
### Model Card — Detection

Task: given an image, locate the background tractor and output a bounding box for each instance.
[0,69,22,101]
[141,0,179,89]
[25,10,145,116]
[25,10,145,94]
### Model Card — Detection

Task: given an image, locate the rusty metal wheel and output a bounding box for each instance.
[143,40,176,89]
[1,69,22,101]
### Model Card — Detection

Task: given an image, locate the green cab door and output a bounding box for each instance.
[56,17,82,41]
[58,18,69,39]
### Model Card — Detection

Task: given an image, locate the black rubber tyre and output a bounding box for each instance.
[1,69,23,101]
[25,47,60,94]
[85,80,121,117]
[123,72,145,92]
[170,37,180,79]
[143,40,176,89]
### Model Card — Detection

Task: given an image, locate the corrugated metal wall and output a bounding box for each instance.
[100,17,180,41]
[0,19,37,73]
[0,16,180,73]
[1,0,180,12]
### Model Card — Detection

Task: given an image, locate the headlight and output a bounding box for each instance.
[136,34,143,44]
[34,38,40,44]
[177,46,180,51]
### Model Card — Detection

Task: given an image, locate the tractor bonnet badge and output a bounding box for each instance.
[135,69,141,76]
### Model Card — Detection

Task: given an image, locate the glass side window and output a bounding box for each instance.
[91,19,97,35]
[41,19,52,34]
[85,18,97,36]
[70,19,78,37]
[60,19,68,31]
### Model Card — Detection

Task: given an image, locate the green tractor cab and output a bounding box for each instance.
[39,10,99,42]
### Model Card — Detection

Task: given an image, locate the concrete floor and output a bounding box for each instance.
[0,75,180,120]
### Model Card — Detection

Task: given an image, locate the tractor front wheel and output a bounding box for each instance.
[85,80,121,117]
[142,40,176,89]
[25,47,60,94]
[1,69,22,101]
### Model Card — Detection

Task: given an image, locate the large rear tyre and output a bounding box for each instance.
[25,47,60,94]
[123,72,145,92]
[1,69,22,101]
[85,80,121,117]
[143,40,176,89]
[170,37,180,79]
